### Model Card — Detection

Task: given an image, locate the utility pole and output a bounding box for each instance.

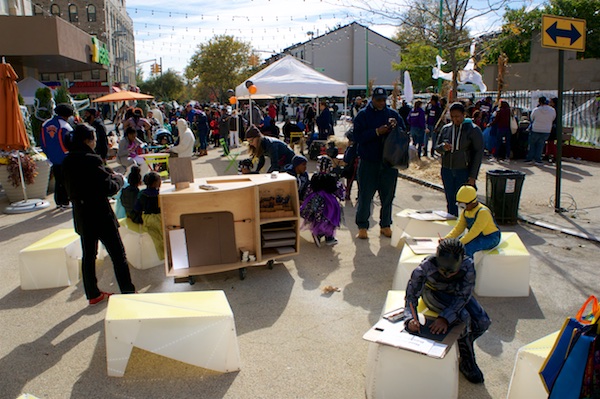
[437,0,443,94]
[366,27,369,95]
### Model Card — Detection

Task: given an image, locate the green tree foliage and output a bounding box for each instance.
[484,0,599,64]
[185,35,253,102]
[138,69,185,102]
[393,42,439,91]
[30,87,53,145]
[546,0,600,59]
[54,85,71,105]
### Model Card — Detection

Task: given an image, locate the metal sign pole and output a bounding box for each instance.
[555,49,564,212]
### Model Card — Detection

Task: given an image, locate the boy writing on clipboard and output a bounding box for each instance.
[404,238,491,384]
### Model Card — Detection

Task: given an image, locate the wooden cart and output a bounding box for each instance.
[159,174,300,282]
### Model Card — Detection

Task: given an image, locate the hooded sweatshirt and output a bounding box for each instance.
[530,104,556,134]
[171,119,195,157]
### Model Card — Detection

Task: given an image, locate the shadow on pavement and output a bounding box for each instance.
[0,308,103,399]
[0,207,73,243]
[0,286,65,310]
[294,235,341,291]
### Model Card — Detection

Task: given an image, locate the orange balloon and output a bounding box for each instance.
[229,96,238,105]
[248,85,257,95]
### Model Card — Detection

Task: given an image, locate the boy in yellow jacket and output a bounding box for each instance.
[444,185,501,258]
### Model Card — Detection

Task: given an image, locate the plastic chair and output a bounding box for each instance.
[219,138,239,172]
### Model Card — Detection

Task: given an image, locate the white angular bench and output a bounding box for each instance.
[19,229,81,290]
[392,244,431,291]
[473,232,530,297]
[507,331,558,399]
[118,218,163,270]
[365,290,459,399]
[105,291,241,377]
[391,209,457,248]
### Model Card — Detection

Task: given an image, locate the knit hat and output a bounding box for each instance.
[292,155,307,168]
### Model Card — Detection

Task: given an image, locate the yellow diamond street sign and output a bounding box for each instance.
[542,14,586,52]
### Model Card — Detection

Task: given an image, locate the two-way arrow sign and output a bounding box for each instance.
[546,21,582,45]
[542,15,586,52]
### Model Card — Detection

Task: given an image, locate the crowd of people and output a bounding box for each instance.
[38,85,564,386]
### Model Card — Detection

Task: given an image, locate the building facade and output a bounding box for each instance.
[267,22,402,94]
[2,0,136,97]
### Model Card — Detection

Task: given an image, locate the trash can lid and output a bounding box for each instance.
[486,169,525,177]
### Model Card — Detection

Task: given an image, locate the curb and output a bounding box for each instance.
[397,172,600,243]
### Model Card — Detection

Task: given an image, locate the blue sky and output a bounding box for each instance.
[126,0,542,78]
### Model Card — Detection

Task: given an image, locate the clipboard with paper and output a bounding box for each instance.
[363,315,464,359]
[407,210,457,221]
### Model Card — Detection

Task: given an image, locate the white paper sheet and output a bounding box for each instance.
[169,229,189,270]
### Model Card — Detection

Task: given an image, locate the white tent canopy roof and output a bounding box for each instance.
[235,55,348,98]
[17,77,52,106]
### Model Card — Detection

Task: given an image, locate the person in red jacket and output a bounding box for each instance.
[490,100,512,161]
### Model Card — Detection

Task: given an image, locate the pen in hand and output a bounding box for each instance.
[409,302,421,333]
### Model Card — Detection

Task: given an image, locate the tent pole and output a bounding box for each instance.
[17,152,29,201]
[249,95,253,126]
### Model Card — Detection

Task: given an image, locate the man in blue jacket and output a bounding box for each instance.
[353,87,406,239]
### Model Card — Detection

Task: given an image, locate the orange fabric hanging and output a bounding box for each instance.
[0,63,30,151]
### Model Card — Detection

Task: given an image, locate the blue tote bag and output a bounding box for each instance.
[549,333,595,399]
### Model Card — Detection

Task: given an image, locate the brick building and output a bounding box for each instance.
[33,0,135,96]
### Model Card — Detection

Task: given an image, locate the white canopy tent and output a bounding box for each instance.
[17,77,52,106]
[235,55,348,98]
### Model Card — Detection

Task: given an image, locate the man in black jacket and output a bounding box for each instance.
[83,108,108,162]
[435,102,484,216]
[63,123,136,306]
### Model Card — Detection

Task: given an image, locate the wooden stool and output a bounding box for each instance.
[105,291,241,377]
[19,229,81,290]
[365,290,459,399]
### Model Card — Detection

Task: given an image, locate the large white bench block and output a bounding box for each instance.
[507,331,558,399]
[392,244,430,291]
[366,290,459,399]
[105,291,241,377]
[474,232,530,297]
[391,209,457,248]
[19,229,81,290]
[118,219,162,270]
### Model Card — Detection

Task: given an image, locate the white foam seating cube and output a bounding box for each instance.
[118,218,162,270]
[365,290,459,399]
[391,209,457,248]
[507,331,559,399]
[105,291,241,377]
[392,244,431,291]
[19,229,81,290]
[473,232,530,297]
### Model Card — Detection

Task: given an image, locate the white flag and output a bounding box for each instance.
[403,71,414,104]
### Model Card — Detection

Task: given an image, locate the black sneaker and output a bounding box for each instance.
[325,238,338,246]
[523,159,534,164]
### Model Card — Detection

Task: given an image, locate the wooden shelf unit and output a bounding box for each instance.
[159,174,300,279]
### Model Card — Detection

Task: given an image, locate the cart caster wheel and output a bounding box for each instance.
[239,268,247,280]
[267,260,275,270]
[188,276,195,285]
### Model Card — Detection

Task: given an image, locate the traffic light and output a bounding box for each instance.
[156,64,162,74]
[151,63,162,75]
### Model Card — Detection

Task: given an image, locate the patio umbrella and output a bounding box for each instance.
[92,91,154,103]
[0,59,50,213]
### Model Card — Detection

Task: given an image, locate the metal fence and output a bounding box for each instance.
[469,90,600,146]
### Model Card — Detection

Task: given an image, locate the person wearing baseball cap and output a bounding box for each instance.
[352,87,406,239]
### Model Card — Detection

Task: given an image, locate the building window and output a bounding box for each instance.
[57,73,66,81]
[40,73,51,81]
[50,4,60,16]
[68,4,78,22]
[86,4,96,22]
[91,69,100,80]
[34,3,43,15]
[73,71,82,80]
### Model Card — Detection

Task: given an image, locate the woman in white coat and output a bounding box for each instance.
[170,118,195,158]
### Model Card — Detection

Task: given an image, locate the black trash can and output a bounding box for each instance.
[485,170,526,225]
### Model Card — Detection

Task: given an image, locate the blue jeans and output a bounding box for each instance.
[495,127,511,159]
[441,167,469,216]
[464,230,501,258]
[356,159,398,229]
[410,127,426,156]
[426,124,437,156]
[526,131,550,162]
